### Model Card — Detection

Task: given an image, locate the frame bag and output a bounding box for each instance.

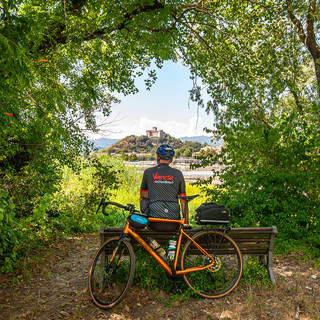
[129,213,149,229]
[195,203,230,225]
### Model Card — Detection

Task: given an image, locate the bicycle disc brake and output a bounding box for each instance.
[203,255,221,273]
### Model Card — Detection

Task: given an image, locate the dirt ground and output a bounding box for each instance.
[0,234,319,320]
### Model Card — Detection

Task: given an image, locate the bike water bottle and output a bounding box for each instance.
[167,238,177,261]
[148,237,166,259]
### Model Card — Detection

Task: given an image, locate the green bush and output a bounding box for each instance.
[0,155,122,273]
[0,190,19,273]
[0,191,57,273]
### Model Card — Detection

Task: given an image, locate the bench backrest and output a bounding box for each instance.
[100,226,278,256]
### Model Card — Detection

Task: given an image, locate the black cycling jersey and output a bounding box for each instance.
[140,163,186,220]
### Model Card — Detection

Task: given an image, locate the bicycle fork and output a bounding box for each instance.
[108,236,127,272]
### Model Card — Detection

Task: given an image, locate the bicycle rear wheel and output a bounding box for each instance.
[181,229,242,298]
[89,237,135,309]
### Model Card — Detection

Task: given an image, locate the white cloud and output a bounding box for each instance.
[102,116,211,139]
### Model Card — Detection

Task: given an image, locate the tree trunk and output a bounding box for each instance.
[286,0,320,96]
[314,57,320,96]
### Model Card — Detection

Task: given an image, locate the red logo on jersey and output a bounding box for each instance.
[153,172,173,181]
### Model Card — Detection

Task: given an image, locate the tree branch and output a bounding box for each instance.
[39,1,166,52]
[290,88,303,113]
[285,0,307,45]
[306,0,320,59]
[179,20,237,68]
[63,0,68,27]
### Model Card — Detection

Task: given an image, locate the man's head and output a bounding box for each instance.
[156,144,175,163]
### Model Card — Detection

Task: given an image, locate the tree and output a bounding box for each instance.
[1,0,319,245]
[129,154,138,161]
[183,148,192,158]
[185,1,320,244]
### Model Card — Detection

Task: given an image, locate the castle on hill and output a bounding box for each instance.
[146,127,165,138]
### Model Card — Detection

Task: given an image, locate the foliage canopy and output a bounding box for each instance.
[1,0,320,269]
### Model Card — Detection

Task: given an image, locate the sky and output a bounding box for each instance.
[90,61,215,140]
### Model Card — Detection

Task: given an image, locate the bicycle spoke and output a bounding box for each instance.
[181,230,242,298]
[89,237,135,309]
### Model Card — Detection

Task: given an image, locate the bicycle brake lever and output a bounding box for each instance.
[101,198,110,216]
[126,203,135,213]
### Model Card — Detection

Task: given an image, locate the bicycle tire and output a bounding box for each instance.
[89,237,135,309]
[181,229,242,298]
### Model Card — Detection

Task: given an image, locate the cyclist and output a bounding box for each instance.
[140,144,190,231]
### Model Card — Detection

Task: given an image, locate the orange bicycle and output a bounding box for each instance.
[89,195,243,310]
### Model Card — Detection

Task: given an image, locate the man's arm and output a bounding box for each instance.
[140,169,149,201]
[140,190,149,201]
[178,172,190,225]
[180,198,189,225]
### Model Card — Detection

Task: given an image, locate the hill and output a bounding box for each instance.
[179,135,222,146]
[91,135,222,151]
[104,134,206,155]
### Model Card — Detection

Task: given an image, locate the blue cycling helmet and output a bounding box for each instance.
[156,144,175,160]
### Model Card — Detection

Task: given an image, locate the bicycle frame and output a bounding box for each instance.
[115,217,216,277]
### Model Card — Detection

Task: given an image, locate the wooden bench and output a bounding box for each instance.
[100,226,278,283]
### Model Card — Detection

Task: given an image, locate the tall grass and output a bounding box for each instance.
[107,159,142,208]
[54,155,208,231]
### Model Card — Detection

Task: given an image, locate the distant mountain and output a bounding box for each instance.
[91,135,222,151]
[91,138,119,150]
[179,135,222,146]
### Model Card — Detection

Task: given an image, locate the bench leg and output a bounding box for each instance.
[267,252,276,284]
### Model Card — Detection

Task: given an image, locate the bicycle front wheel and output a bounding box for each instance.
[89,237,135,309]
[181,229,242,298]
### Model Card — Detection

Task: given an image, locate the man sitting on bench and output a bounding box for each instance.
[140,144,190,231]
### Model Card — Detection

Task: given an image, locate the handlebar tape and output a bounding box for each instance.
[100,200,130,216]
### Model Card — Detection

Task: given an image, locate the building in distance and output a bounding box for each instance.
[146,127,166,138]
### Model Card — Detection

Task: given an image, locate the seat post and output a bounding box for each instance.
[182,199,189,219]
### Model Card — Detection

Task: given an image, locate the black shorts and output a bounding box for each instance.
[148,221,180,232]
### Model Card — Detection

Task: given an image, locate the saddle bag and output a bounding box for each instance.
[129,212,149,229]
[195,203,230,225]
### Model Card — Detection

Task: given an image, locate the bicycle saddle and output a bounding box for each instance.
[178,194,199,201]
